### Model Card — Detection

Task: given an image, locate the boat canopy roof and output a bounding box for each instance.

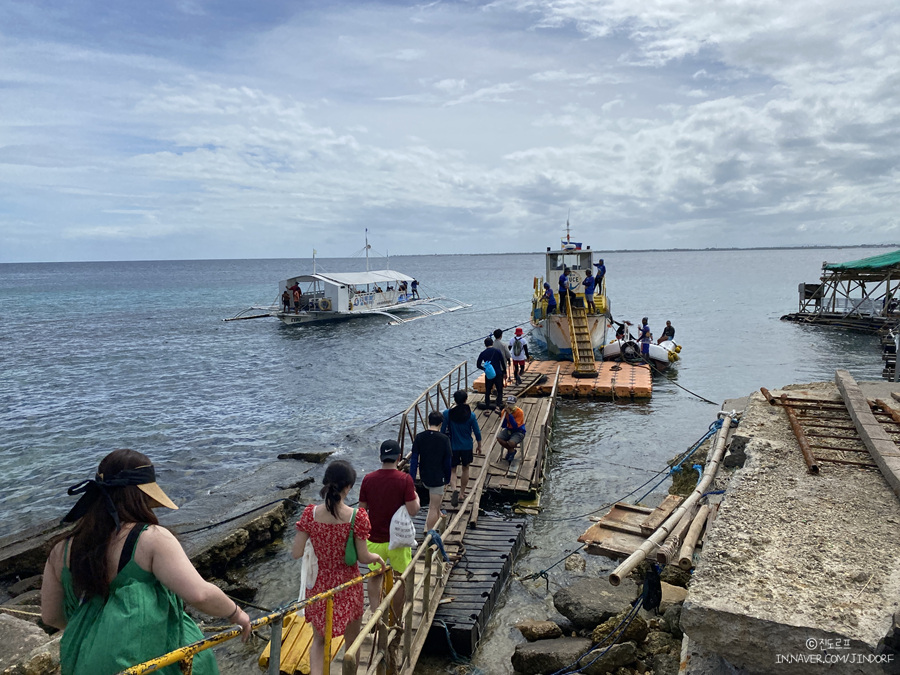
[285,269,414,286]
[824,250,900,271]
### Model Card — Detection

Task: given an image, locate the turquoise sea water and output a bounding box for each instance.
[0,248,886,668]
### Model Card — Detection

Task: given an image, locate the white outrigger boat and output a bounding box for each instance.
[530,229,609,358]
[228,241,470,326]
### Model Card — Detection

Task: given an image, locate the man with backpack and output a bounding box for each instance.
[508,328,530,385]
[476,337,506,410]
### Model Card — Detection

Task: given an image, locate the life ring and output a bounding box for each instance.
[621,340,642,364]
[319,298,332,311]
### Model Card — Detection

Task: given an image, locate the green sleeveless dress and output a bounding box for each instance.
[59,525,219,675]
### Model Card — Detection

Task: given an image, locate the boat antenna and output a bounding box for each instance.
[313,248,317,275]
[566,210,571,244]
[365,228,370,272]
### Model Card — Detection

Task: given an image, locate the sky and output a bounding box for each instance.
[1,0,899,262]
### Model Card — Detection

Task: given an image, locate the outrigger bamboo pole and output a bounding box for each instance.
[677,504,710,570]
[655,506,696,565]
[609,412,734,586]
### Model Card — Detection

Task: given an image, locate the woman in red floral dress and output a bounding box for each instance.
[292,460,384,675]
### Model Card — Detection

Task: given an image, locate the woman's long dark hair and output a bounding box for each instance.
[449,389,471,424]
[319,460,356,518]
[67,449,159,599]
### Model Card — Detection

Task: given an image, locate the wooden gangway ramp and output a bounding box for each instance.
[263,362,557,674]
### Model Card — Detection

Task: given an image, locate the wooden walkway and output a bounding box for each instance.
[263,363,558,674]
[473,360,652,398]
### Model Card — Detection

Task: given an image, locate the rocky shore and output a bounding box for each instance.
[0,459,315,675]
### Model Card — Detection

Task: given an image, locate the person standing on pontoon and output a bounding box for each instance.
[411,279,419,299]
[476,338,506,410]
[638,318,652,355]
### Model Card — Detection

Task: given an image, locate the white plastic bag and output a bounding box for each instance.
[298,540,318,601]
[389,505,417,550]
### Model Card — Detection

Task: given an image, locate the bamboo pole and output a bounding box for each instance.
[609,412,734,586]
[677,504,711,570]
[655,506,696,565]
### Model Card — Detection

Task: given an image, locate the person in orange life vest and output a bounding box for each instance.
[497,396,526,462]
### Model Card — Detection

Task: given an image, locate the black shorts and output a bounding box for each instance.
[452,450,474,467]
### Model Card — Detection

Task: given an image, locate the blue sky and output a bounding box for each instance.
[2,0,899,262]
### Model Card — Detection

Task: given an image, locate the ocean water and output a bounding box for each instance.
[0,248,886,669]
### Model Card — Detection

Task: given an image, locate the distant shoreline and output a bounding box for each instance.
[2,243,896,265]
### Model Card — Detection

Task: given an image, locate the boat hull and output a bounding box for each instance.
[530,314,608,357]
[602,339,681,370]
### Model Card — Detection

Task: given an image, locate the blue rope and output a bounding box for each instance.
[426,529,450,562]
[433,619,486,673]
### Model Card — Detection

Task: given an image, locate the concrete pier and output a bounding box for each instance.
[681,378,900,674]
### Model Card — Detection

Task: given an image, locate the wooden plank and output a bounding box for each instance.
[639,495,684,536]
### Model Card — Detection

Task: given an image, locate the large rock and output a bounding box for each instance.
[0,615,54,671]
[663,604,683,639]
[659,581,688,612]
[591,610,648,645]
[511,637,593,674]
[553,578,640,629]
[579,641,638,675]
[516,620,563,642]
[642,630,680,656]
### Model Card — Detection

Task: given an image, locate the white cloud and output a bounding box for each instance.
[0,0,898,261]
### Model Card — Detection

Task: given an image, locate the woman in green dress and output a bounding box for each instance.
[41,449,252,675]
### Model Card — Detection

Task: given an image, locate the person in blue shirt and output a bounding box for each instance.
[593,259,606,288]
[542,283,557,314]
[582,270,596,314]
[441,390,482,507]
[638,317,652,355]
[476,337,506,410]
[558,267,575,314]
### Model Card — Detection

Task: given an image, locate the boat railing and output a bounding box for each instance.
[396,362,469,457]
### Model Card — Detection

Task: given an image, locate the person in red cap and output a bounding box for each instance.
[508,328,530,385]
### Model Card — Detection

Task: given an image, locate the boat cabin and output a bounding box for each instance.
[281,270,415,314]
[545,243,596,291]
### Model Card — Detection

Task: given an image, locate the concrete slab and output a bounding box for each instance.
[681,383,900,675]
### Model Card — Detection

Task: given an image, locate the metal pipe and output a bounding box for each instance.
[781,395,820,474]
[268,617,282,675]
[609,412,734,586]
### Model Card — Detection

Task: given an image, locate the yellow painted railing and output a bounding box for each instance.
[116,567,388,675]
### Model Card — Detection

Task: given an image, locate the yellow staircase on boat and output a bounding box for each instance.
[565,294,596,376]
